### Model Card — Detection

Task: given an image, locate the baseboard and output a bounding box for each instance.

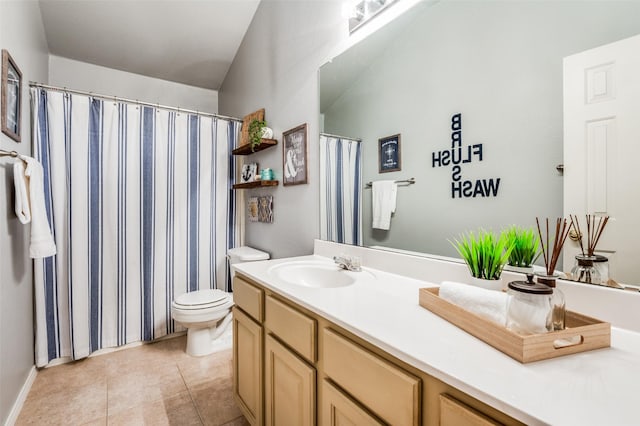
[4,366,37,426]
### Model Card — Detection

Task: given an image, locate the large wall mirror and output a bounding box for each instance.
[319,0,640,286]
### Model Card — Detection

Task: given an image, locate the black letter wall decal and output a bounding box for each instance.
[431,114,501,199]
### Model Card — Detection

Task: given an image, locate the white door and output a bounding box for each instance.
[563,34,640,285]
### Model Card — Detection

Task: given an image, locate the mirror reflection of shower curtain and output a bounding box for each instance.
[30,87,240,367]
[319,134,362,245]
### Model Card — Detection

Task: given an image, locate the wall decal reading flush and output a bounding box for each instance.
[431,113,502,199]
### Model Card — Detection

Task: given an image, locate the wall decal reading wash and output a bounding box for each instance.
[431,114,501,199]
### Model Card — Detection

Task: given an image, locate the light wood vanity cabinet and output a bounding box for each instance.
[232,274,524,426]
[321,380,384,426]
[322,328,420,425]
[265,334,316,426]
[439,394,502,426]
[233,306,263,425]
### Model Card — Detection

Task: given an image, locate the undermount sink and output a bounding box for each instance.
[268,260,374,288]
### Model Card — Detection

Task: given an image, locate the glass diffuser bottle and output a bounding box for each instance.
[535,217,574,331]
[571,255,601,284]
[535,273,565,331]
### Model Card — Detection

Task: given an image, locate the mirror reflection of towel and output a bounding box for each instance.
[372,180,397,230]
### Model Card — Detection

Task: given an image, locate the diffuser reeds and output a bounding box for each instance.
[536,217,575,276]
[570,214,609,257]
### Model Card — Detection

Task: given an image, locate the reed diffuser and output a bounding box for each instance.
[569,214,610,284]
[570,214,609,257]
[535,217,575,331]
[535,217,574,278]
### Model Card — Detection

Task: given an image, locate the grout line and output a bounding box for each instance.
[105,373,111,422]
[177,361,205,425]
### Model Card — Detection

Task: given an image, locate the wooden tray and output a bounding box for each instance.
[418,287,610,363]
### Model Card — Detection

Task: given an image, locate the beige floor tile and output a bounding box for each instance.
[81,417,108,426]
[178,348,233,389]
[27,355,109,401]
[16,334,242,426]
[105,348,172,377]
[190,377,242,426]
[107,364,188,415]
[107,391,202,426]
[16,379,107,425]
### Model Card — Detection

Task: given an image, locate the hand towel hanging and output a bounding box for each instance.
[13,155,57,258]
[372,180,397,230]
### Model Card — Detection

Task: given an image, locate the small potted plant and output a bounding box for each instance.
[503,226,540,274]
[248,119,273,151]
[451,229,513,291]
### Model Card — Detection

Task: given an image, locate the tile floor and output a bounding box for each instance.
[16,335,249,426]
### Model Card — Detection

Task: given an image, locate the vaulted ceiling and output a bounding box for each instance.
[38,0,261,90]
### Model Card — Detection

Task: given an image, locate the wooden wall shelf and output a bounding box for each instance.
[232,139,278,155]
[232,180,279,190]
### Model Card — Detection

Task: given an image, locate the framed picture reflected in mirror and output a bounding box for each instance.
[378,133,401,173]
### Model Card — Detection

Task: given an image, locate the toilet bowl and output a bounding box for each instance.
[171,289,234,357]
[171,246,269,357]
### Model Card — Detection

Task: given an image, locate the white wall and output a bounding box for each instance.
[49,55,218,113]
[0,1,49,423]
[219,0,347,258]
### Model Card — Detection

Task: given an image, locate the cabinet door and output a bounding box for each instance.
[321,380,384,426]
[440,394,503,426]
[265,334,316,426]
[233,307,263,426]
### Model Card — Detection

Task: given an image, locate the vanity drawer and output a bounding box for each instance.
[321,379,384,426]
[265,295,317,362]
[439,394,503,426]
[233,276,264,322]
[322,328,421,426]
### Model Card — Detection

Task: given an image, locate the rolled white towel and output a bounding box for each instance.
[439,281,509,326]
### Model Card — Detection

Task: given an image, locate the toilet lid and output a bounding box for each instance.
[174,289,229,308]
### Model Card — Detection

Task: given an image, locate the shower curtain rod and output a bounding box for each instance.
[29,82,244,123]
[320,132,362,142]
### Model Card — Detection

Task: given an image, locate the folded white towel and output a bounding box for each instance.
[372,180,397,230]
[13,155,57,258]
[439,281,509,326]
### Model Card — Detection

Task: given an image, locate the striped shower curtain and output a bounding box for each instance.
[319,134,362,245]
[31,87,240,367]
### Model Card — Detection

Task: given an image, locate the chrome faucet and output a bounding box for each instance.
[333,255,362,272]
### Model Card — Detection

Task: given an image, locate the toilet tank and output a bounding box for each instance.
[228,246,270,264]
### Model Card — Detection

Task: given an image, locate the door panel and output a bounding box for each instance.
[563,34,640,284]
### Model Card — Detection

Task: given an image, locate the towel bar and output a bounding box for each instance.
[0,149,19,158]
[365,177,415,188]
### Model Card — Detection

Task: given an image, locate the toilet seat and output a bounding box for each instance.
[173,289,230,310]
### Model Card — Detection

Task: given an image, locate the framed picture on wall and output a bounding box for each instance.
[1,49,22,142]
[282,123,308,186]
[241,162,258,183]
[378,134,401,173]
[248,196,259,222]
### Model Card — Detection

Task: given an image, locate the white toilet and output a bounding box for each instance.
[171,246,269,356]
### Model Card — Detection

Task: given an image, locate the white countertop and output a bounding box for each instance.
[233,253,640,426]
